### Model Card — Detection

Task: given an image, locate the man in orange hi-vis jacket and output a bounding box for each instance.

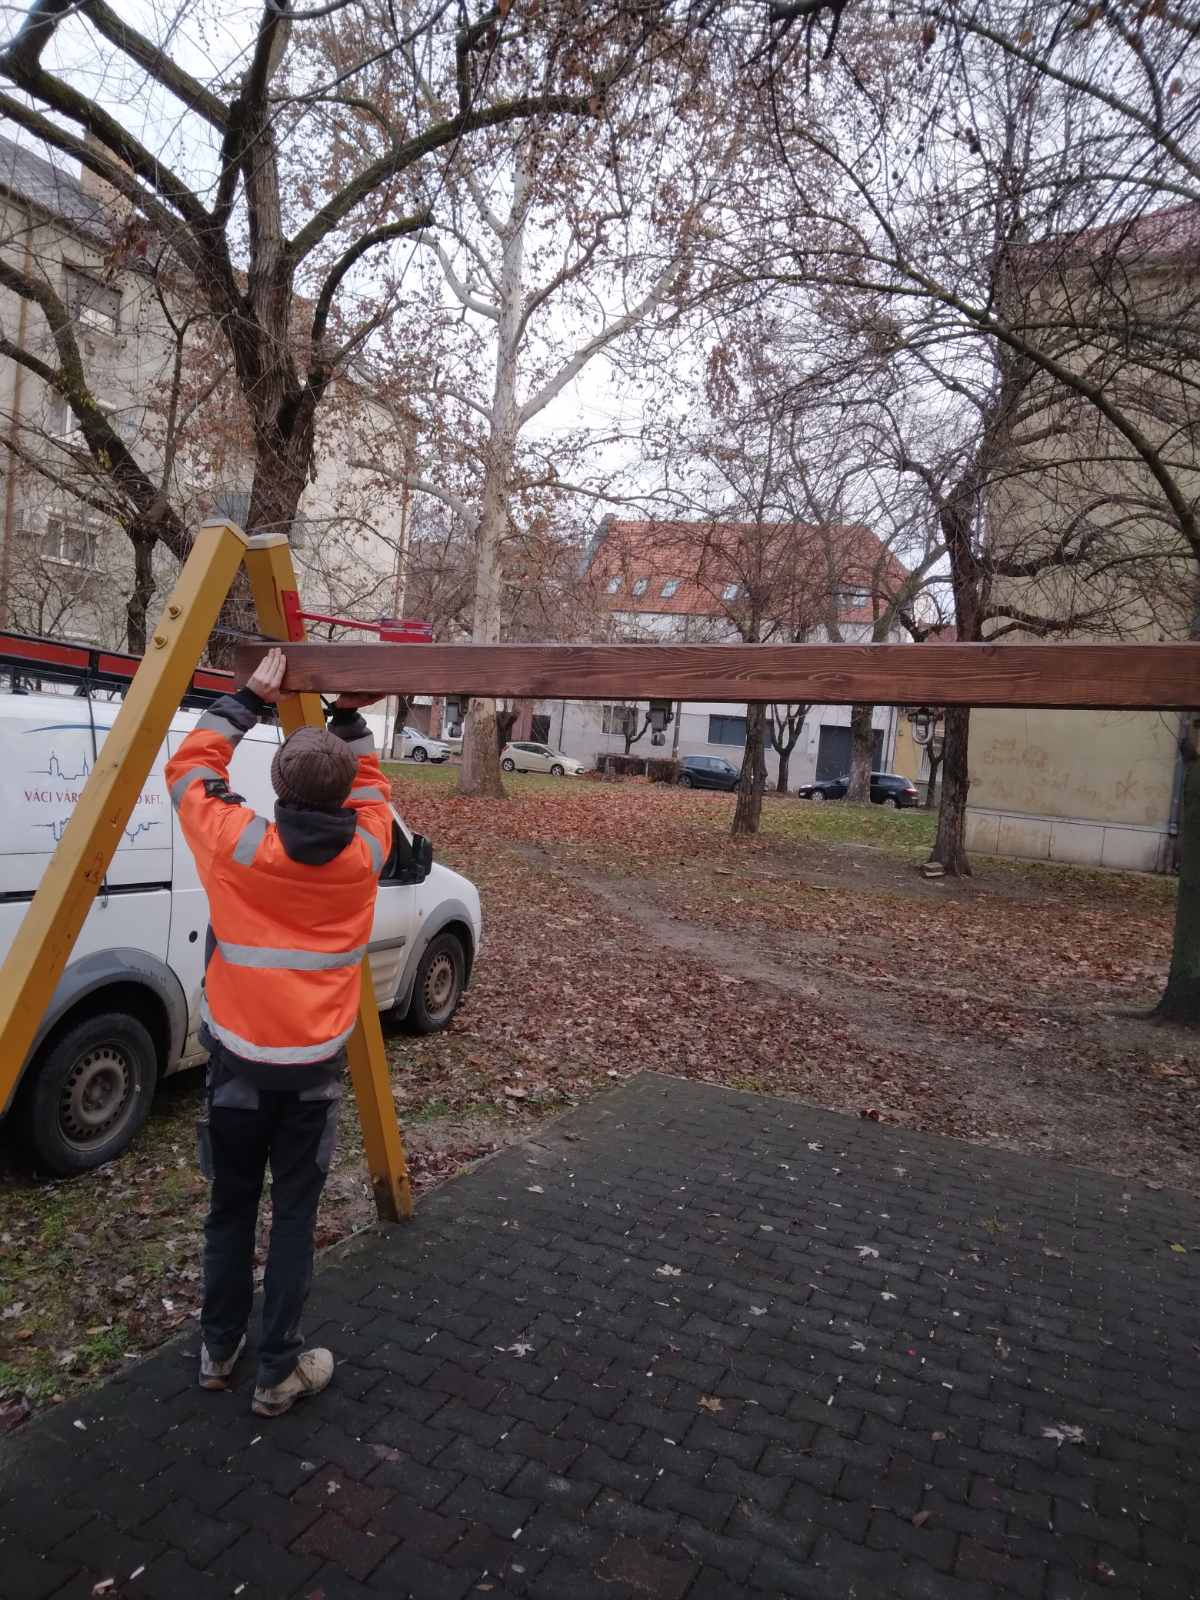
[165,647,390,1417]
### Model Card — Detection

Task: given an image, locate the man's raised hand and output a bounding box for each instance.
[246,647,287,705]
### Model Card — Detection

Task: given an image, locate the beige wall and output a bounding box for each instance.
[967,707,1178,872]
[892,717,927,784]
[967,258,1194,873]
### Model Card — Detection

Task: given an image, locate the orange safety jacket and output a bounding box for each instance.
[164,690,392,1073]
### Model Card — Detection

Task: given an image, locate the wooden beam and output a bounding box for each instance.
[233,640,1200,711]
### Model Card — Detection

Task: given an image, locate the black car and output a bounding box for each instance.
[797,771,920,808]
[677,754,741,791]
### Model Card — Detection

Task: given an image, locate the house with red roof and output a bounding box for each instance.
[530,517,924,788]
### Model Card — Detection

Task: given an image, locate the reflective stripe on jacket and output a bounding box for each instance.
[164,690,392,1067]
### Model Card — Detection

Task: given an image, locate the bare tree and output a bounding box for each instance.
[350,51,738,796]
[739,4,1197,890]
[768,701,809,793]
[0,0,683,657]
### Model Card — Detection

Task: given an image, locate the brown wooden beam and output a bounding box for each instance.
[231,640,1200,711]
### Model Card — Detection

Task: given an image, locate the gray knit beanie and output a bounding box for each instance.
[271,727,357,812]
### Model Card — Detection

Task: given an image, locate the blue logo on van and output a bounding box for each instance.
[35,751,92,781]
[37,818,161,844]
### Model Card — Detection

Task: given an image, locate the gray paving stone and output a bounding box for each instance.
[0,1075,1196,1598]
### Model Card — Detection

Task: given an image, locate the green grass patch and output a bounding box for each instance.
[979,852,1176,908]
[0,1356,61,1404]
[79,1325,129,1365]
[760,797,936,855]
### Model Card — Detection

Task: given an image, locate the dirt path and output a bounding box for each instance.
[512,839,1200,1194]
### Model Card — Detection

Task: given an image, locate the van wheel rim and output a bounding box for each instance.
[60,1046,132,1148]
[423,953,458,1019]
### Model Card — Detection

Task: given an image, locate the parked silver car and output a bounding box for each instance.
[501,741,584,776]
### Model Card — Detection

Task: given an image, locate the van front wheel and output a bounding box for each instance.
[405,933,465,1034]
[19,1012,156,1175]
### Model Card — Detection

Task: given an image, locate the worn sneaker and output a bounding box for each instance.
[251,1348,334,1417]
[199,1334,246,1391]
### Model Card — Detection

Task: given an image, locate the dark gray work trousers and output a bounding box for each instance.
[197,1053,341,1389]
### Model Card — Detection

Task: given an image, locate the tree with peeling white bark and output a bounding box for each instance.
[357,62,740,796]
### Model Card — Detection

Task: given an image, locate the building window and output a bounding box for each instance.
[661,579,680,598]
[836,586,871,608]
[47,392,129,441]
[606,575,622,594]
[46,393,71,435]
[65,266,121,336]
[602,703,638,736]
[709,713,747,746]
[721,582,740,601]
[632,578,649,596]
[42,516,96,568]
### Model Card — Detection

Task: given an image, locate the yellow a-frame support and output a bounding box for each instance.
[0,520,412,1221]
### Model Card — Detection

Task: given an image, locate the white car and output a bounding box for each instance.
[399,725,450,763]
[0,685,482,1175]
[500,741,584,776]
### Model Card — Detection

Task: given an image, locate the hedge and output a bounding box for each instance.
[594,753,680,783]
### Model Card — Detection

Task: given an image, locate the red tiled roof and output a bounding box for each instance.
[588,519,912,629]
[1020,199,1200,277]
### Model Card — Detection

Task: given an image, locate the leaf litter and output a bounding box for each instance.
[2,774,1197,1418]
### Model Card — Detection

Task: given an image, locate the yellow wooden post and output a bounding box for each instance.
[0,520,249,1116]
[242,535,412,1221]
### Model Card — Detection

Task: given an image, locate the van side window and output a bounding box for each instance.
[380,822,432,885]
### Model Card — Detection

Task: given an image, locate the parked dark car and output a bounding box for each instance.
[677,754,741,791]
[797,771,920,808]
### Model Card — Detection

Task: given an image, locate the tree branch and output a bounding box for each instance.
[0,56,215,241]
[0,91,213,281]
[416,230,500,320]
[519,269,677,426]
[288,90,604,266]
[311,207,433,351]
[80,0,226,125]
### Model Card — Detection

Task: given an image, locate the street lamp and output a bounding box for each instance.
[907,705,937,745]
[648,698,674,748]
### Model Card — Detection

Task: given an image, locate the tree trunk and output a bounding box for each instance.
[458,451,508,796]
[845,703,874,802]
[623,712,650,755]
[207,399,314,665]
[125,530,157,654]
[929,707,972,875]
[924,748,943,809]
[457,159,530,800]
[776,748,791,793]
[1156,732,1200,1024]
[460,698,505,796]
[496,702,519,751]
[732,702,768,836]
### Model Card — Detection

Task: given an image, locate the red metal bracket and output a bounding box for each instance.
[278,591,431,644]
[280,588,305,641]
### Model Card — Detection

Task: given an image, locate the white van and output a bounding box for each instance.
[0,683,482,1176]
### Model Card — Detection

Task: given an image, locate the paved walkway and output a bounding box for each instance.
[2,1074,1199,1600]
